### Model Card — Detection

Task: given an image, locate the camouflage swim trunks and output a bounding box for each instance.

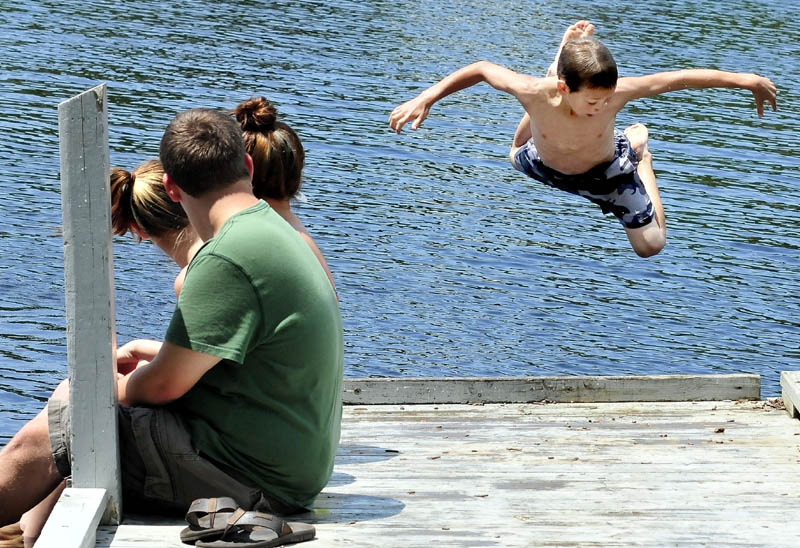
[513,130,655,229]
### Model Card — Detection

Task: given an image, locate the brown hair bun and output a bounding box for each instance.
[234,97,278,132]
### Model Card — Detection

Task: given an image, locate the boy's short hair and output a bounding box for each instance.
[557,37,618,92]
[159,108,250,197]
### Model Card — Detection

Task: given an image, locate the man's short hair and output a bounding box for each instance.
[159,108,250,197]
[557,37,618,92]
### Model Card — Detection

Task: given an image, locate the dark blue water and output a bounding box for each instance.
[1,1,798,441]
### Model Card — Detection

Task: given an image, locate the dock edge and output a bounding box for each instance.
[343,374,761,405]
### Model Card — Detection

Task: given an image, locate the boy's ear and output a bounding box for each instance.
[556,79,569,94]
[163,173,182,203]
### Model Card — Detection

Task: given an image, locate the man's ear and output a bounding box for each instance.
[244,153,254,181]
[163,173,182,203]
[556,79,569,95]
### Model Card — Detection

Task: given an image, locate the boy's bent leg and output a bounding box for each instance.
[0,380,69,526]
[623,124,667,257]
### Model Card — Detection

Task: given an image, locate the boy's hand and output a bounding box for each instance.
[389,95,431,133]
[745,74,777,117]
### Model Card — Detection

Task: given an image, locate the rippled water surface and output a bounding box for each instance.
[1,0,798,440]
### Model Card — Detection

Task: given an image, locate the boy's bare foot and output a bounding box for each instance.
[548,21,596,77]
[560,20,594,47]
[625,123,650,161]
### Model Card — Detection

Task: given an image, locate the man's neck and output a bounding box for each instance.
[184,180,261,241]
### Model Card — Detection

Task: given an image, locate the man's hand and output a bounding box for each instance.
[116,339,162,375]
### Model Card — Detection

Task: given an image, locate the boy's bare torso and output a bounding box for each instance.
[520,77,622,175]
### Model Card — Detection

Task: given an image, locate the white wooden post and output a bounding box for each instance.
[51,83,121,526]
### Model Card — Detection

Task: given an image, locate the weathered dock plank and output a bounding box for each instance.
[342,374,760,404]
[38,489,109,548]
[97,398,800,548]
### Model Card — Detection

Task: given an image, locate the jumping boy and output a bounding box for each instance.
[389,21,778,257]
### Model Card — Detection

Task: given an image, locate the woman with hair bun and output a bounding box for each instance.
[233,97,337,294]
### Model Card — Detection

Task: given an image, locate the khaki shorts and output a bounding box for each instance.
[48,399,299,516]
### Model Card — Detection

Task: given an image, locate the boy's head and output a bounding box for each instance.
[557,37,618,92]
[159,108,250,198]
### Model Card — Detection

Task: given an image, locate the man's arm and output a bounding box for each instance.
[117,341,220,406]
[616,69,777,117]
[389,61,541,133]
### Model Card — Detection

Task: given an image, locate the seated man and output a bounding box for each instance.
[0,108,344,532]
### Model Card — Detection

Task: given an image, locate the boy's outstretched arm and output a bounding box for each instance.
[616,69,777,117]
[389,61,538,133]
[509,112,532,166]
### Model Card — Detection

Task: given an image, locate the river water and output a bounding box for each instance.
[1,0,798,441]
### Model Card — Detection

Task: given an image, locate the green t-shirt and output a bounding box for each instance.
[164,201,343,509]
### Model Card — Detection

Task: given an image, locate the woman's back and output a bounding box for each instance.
[233,97,337,295]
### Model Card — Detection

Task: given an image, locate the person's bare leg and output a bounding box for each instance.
[626,123,666,231]
[623,123,667,257]
[19,480,65,547]
[0,380,67,526]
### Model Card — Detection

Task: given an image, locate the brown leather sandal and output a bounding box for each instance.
[180,497,240,545]
[195,508,315,547]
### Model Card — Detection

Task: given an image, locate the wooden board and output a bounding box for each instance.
[343,374,760,404]
[38,488,108,548]
[58,84,121,522]
[781,371,800,418]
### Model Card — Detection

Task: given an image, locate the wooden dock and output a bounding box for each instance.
[87,376,800,548]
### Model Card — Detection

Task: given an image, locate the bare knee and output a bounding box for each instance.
[626,222,667,258]
[633,240,665,258]
[624,123,649,160]
[50,379,69,401]
[5,412,51,458]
